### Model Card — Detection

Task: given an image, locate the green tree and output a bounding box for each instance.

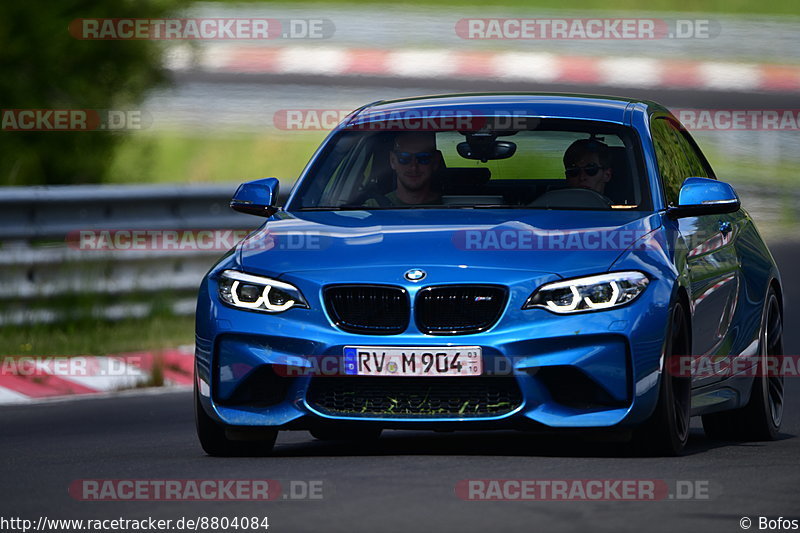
[0,0,187,185]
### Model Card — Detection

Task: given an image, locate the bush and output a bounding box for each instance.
[0,0,187,185]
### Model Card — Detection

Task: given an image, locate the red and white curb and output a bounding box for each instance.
[167,45,800,93]
[0,347,194,405]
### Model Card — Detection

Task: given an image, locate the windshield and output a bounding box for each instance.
[289,118,650,211]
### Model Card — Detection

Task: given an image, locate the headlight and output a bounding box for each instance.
[217,270,309,313]
[523,272,649,314]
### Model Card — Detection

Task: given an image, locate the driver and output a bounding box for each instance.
[563,138,613,195]
[364,132,443,207]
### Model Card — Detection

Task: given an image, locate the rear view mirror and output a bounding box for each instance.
[230,177,280,217]
[457,133,516,162]
[667,177,740,219]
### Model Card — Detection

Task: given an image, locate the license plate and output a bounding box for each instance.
[343,346,482,377]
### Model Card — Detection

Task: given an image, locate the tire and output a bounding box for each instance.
[195,383,278,456]
[702,288,784,441]
[632,301,692,456]
[309,427,382,442]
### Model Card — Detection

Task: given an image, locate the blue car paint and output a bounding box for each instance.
[195,93,781,433]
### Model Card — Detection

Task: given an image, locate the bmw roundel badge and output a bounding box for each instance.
[404,269,427,282]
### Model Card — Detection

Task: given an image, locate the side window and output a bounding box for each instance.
[319,135,372,206]
[650,117,687,206]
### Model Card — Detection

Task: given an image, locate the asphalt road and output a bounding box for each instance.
[2,242,799,533]
[171,70,800,110]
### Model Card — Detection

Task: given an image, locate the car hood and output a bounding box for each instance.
[238,209,663,279]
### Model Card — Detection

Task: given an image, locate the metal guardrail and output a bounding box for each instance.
[0,184,274,325]
[0,182,788,325]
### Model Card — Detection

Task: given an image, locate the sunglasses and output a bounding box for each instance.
[393,151,434,165]
[565,163,605,178]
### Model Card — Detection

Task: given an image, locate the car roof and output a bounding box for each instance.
[348,92,668,126]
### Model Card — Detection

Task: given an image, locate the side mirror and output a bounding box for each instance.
[667,177,740,219]
[230,178,280,217]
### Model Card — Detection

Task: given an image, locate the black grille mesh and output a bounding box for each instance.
[416,285,507,334]
[307,377,522,418]
[324,285,409,334]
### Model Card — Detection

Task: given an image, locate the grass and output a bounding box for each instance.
[0,314,195,357]
[207,0,800,17]
[705,149,798,189]
[105,129,328,184]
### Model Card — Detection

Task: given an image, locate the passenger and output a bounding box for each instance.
[563,138,613,195]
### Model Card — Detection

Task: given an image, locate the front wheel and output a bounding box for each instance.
[195,383,278,456]
[702,288,784,441]
[632,301,692,456]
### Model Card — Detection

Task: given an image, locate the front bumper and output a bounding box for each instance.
[195,273,673,431]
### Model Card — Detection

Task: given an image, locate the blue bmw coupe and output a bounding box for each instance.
[195,93,783,456]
